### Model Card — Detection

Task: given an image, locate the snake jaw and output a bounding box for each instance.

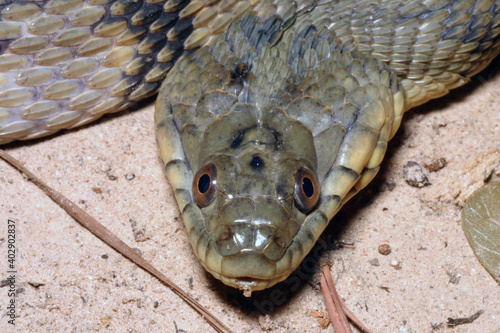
[199,258,290,296]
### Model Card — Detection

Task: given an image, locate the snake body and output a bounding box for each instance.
[1,0,499,294]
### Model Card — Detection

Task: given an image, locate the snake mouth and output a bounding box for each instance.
[233,277,263,297]
[236,276,256,283]
[222,276,277,297]
[198,250,294,296]
[196,253,289,296]
[199,263,265,296]
[201,266,291,297]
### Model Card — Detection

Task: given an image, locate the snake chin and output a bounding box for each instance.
[197,248,294,296]
[204,267,288,297]
[229,277,267,298]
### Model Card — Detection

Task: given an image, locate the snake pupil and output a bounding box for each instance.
[294,167,320,213]
[198,174,211,193]
[193,164,217,207]
[302,177,314,197]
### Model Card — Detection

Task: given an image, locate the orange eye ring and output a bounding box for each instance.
[293,167,320,213]
[192,163,217,207]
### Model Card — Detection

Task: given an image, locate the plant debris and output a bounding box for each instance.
[403,161,431,187]
[447,310,484,326]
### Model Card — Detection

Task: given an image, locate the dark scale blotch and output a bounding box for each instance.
[121,25,148,43]
[171,18,194,41]
[151,12,178,33]
[133,5,162,26]
[165,39,189,64]
[261,17,285,45]
[139,33,168,54]
[285,82,300,95]
[115,0,144,16]
[249,155,265,171]
[164,0,188,11]
[231,63,250,79]
[0,41,9,54]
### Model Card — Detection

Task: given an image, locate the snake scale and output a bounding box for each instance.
[1,0,499,295]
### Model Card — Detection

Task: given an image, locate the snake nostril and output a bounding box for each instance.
[274,235,286,248]
[218,231,231,241]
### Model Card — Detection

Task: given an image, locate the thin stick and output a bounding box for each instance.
[321,264,373,333]
[321,264,352,333]
[335,291,373,333]
[0,149,232,333]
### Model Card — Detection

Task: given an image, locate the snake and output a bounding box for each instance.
[1,0,499,295]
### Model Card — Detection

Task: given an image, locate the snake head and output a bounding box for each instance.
[155,17,404,294]
[186,108,323,293]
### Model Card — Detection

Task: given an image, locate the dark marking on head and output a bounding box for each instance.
[271,129,284,151]
[230,130,245,149]
[249,155,265,171]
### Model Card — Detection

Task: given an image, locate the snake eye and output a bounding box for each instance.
[294,167,320,213]
[193,163,217,207]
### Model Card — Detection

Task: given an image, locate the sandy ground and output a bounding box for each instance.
[0,59,499,332]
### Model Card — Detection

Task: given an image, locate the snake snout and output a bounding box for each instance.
[212,197,296,260]
[199,196,301,293]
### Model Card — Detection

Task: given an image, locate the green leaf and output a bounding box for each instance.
[462,182,500,284]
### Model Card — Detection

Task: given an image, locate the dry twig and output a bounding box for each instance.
[320,264,373,333]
